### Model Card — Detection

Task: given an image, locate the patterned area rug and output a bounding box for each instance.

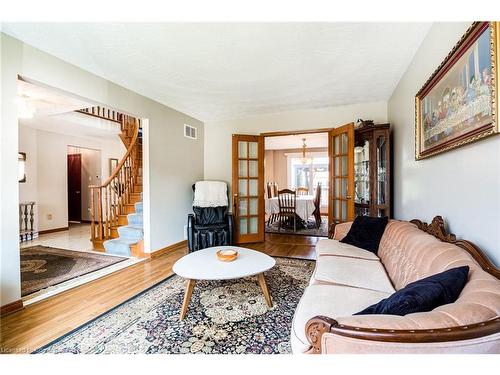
[36,257,315,354]
[265,216,328,237]
[21,246,127,297]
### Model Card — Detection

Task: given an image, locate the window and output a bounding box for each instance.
[288,153,329,208]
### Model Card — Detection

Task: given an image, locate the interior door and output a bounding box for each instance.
[67,154,82,222]
[232,134,264,243]
[329,123,355,227]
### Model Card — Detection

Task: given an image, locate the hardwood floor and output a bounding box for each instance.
[0,233,317,353]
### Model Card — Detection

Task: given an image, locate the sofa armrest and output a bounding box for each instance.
[329,221,352,240]
[306,315,500,354]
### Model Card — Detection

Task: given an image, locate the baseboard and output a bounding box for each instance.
[39,226,69,235]
[149,240,188,258]
[0,299,24,317]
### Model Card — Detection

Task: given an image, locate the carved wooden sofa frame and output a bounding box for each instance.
[308,216,500,354]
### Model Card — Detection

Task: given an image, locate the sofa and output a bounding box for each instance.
[291,216,500,354]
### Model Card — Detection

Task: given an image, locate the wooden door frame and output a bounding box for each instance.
[260,127,336,233]
[232,134,265,243]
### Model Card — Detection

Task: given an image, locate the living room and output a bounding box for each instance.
[1,1,499,373]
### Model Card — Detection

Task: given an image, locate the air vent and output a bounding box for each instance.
[184,124,197,140]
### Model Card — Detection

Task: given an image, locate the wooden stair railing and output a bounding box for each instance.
[19,201,36,243]
[89,114,142,249]
[76,106,122,123]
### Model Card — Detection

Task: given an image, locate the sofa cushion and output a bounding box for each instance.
[340,216,389,254]
[316,239,379,260]
[291,284,391,353]
[311,255,396,293]
[355,266,470,316]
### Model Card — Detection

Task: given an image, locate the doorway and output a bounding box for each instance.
[67,146,102,225]
[67,153,82,222]
[264,131,330,237]
[231,124,355,244]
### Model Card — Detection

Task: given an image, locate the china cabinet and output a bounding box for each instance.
[354,122,391,218]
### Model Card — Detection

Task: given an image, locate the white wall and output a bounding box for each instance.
[19,126,124,232]
[1,33,204,307]
[18,126,39,232]
[204,101,387,202]
[388,22,500,266]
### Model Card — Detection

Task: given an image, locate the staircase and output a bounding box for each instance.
[86,108,144,257]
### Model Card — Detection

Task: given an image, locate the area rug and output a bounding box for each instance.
[36,257,315,354]
[265,216,328,237]
[21,246,127,297]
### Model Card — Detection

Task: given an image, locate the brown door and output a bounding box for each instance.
[329,123,355,227]
[67,154,82,222]
[232,134,265,243]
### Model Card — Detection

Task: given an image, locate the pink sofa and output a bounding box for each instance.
[291,216,500,354]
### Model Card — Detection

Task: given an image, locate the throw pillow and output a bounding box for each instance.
[355,266,470,316]
[340,215,389,253]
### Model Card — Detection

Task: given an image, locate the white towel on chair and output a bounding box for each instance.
[193,181,228,207]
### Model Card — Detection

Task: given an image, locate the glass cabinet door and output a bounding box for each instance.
[354,139,370,217]
[375,133,389,218]
[353,124,391,219]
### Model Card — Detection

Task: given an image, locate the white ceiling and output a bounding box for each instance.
[20,113,122,139]
[18,79,121,138]
[265,132,328,150]
[18,79,94,116]
[3,23,431,122]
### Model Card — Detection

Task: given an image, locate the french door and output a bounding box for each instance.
[329,123,355,226]
[232,134,265,243]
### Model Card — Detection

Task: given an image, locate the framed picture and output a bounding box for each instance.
[415,22,499,160]
[109,158,119,175]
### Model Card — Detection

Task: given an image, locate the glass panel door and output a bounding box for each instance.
[232,134,264,243]
[329,124,355,226]
[354,139,370,217]
[375,132,389,217]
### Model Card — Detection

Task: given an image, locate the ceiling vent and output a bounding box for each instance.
[184,124,197,140]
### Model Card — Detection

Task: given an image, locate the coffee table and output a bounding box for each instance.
[172,246,276,320]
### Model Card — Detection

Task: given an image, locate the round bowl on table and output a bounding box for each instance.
[216,249,238,262]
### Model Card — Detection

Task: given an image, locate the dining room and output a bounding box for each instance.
[264,132,329,237]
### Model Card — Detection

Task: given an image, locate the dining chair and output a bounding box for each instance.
[266,182,278,226]
[296,187,309,196]
[312,182,322,229]
[266,182,273,199]
[277,189,297,232]
[272,182,279,197]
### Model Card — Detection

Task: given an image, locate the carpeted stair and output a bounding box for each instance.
[104,193,143,256]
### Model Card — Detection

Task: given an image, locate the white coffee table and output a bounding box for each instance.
[173,246,276,320]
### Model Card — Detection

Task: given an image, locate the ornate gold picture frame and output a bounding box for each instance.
[415,22,499,160]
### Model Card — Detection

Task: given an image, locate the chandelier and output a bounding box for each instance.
[300,138,312,164]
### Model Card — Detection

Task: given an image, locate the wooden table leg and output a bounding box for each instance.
[257,273,272,307]
[180,279,196,320]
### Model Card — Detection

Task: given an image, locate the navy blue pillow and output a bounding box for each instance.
[340,215,388,254]
[355,266,469,316]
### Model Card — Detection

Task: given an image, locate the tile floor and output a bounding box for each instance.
[20,223,144,304]
[21,223,97,253]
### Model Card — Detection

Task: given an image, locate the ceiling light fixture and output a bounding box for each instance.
[300,138,311,164]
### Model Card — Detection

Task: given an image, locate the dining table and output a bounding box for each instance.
[265,195,316,222]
